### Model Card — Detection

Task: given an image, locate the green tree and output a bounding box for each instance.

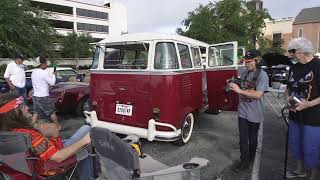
[0,0,57,58]
[257,37,285,54]
[177,0,271,50]
[60,32,94,69]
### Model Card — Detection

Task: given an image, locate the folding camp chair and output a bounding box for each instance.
[91,127,209,180]
[0,131,79,180]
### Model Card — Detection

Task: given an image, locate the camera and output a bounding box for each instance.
[225,77,255,93]
[287,96,301,108]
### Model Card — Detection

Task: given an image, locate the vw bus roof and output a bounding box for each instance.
[98,33,209,47]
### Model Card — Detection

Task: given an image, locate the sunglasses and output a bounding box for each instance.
[288,49,296,54]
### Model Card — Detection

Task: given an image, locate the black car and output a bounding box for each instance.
[261,53,293,87]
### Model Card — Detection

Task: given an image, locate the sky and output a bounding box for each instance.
[85,0,320,33]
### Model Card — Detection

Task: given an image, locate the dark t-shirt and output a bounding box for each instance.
[287,58,320,126]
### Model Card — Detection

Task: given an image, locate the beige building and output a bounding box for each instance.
[263,17,294,52]
[292,7,320,53]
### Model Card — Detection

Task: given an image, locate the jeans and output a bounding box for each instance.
[63,125,93,180]
[289,120,320,168]
[238,117,260,162]
[15,86,27,102]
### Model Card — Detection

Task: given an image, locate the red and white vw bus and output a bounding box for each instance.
[85,33,239,145]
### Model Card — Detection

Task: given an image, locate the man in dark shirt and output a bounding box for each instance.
[286,37,320,180]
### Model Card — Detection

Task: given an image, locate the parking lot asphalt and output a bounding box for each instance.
[59,95,305,180]
[60,111,240,180]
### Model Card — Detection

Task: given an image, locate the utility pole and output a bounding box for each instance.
[252,0,263,49]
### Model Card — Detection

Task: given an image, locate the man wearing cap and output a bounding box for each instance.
[4,53,27,101]
[228,49,269,171]
[31,55,60,129]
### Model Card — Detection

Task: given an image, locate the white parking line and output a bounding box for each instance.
[251,120,264,180]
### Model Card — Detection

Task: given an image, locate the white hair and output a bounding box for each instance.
[288,37,314,56]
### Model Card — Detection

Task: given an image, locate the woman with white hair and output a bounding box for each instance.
[286,37,320,180]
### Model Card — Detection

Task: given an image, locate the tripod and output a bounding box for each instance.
[281,107,289,179]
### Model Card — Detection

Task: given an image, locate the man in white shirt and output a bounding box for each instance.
[4,53,27,101]
[31,56,60,128]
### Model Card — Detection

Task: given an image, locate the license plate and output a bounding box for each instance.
[115,104,133,116]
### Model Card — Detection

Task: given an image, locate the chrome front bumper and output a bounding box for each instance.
[83,111,181,142]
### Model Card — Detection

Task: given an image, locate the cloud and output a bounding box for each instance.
[87,0,320,33]
[117,0,210,33]
[263,0,320,19]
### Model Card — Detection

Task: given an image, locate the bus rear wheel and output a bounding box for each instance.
[173,113,194,146]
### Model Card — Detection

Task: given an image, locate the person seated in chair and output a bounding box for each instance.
[0,92,93,180]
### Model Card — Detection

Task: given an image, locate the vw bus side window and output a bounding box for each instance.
[91,47,100,69]
[178,44,192,69]
[154,42,179,69]
[208,47,218,67]
[208,44,235,67]
[103,44,149,69]
[238,47,245,65]
[191,47,202,67]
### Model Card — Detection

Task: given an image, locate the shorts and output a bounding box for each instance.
[289,120,320,168]
[33,96,56,118]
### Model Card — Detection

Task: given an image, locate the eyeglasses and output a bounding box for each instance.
[288,49,296,54]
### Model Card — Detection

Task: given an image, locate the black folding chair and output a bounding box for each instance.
[91,127,209,180]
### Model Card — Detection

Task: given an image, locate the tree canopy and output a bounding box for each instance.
[60,32,94,68]
[0,0,57,58]
[177,0,272,50]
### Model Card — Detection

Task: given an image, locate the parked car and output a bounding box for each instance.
[261,53,293,88]
[28,82,89,116]
[0,78,10,93]
[25,67,86,90]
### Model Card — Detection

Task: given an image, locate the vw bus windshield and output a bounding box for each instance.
[103,43,149,69]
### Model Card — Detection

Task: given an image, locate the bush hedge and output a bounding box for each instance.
[0,64,7,76]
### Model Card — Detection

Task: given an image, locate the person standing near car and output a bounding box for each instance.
[228,49,269,171]
[31,56,60,129]
[4,53,27,101]
[285,37,320,180]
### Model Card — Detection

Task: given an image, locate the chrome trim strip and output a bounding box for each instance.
[90,69,205,75]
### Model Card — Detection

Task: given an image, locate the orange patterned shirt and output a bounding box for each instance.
[12,128,64,176]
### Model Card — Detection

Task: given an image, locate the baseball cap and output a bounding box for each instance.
[14,53,24,60]
[33,56,50,67]
[241,49,262,62]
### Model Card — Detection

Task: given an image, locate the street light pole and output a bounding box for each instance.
[252,0,263,49]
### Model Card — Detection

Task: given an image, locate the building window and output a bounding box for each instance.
[30,1,73,15]
[298,28,303,37]
[77,23,109,33]
[48,19,73,29]
[273,33,282,49]
[76,8,108,20]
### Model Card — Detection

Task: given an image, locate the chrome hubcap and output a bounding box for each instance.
[182,116,191,140]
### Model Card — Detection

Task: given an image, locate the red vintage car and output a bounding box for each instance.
[28,82,89,116]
